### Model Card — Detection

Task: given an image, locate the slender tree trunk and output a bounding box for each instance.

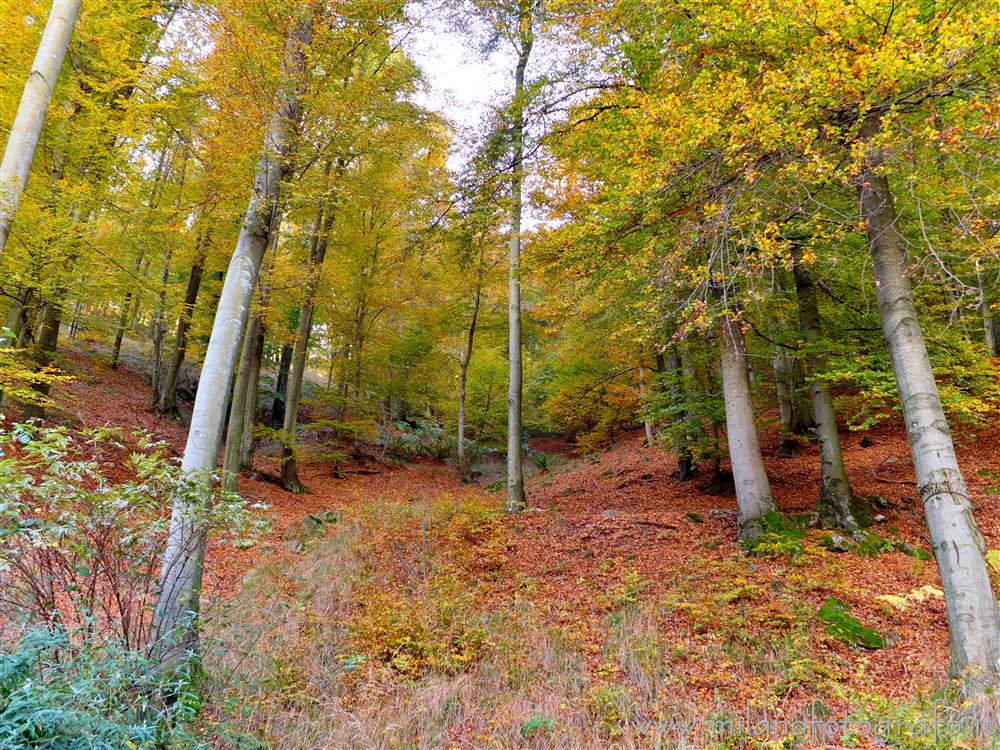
[638,358,654,447]
[222,313,261,493]
[232,226,282,476]
[792,252,858,532]
[280,309,315,493]
[150,249,172,405]
[718,311,776,541]
[270,342,293,426]
[668,351,696,480]
[157,250,206,414]
[67,297,82,338]
[151,11,314,669]
[984,309,1000,357]
[110,252,145,369]
[0,0,81,263]
[770,311,811,456]
[770,319,799,458]
[281,179,335,493]
[858,134,1000,692]
[976,261,1000,357]
[21,298,62,421]
[239,322,265,470]
[222,312,265,489]
[506,6,533,513]
[458,286,482,479]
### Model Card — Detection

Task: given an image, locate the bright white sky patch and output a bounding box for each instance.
[402,7,515,171]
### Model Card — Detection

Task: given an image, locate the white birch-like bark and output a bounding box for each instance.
[860,132,1000,692]
[151,13,314,668]
[458,284,482,477]
[0,0,81,263]
[506,4,533,513]
[719,312,776,541]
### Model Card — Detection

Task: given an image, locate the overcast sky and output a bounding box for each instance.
[402,8,515,171]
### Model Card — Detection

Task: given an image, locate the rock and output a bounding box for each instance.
[874,514,888,523]
[828,534,850,553]
[868,494,891,509]
[283,509,339,553]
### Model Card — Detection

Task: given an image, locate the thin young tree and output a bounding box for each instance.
[281,162,338,493]
[504,0,535,512]
[791,247,859,532]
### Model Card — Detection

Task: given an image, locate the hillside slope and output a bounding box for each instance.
[36,344,1000,747]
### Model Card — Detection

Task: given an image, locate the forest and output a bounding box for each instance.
[2,0,1000,747]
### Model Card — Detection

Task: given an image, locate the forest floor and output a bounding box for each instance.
[32,343,1000,748]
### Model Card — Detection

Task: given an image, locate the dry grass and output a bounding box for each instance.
[201,495,711,749]
[200,488,996,749]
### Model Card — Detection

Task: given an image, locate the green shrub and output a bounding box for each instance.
[0,626,260,749]
[745,512,806,559]
[0,423,267,646]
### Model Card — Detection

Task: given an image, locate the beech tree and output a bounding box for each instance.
[152,8,316,666]
[0,0,80,264]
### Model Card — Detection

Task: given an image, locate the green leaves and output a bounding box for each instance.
[0,422,267,644]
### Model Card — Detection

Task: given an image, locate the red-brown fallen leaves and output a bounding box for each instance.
[24,344,1000,733]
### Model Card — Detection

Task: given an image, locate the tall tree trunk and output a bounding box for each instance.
[150,249,173,405]
[239,321,265,471]
[505,4,533,513]
[157,249,206,415]
[223,312,266,493]
[21,298,62,421]
[458,286,482,479]
[792,251,858,533]
[770,318,799,458]
[718,311,776,542]
[222,313,259,493]
[770,311,812,457]
[668,351,696,480]
[860,126,1000,693]
[151,11,314,670]
[281,174,336,493]
[638,357,654,447]
[976,261,1000,357]
[0,0,81,263]
[232,225,282,476]
[110,252,145,369]
[270,342,293,426]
